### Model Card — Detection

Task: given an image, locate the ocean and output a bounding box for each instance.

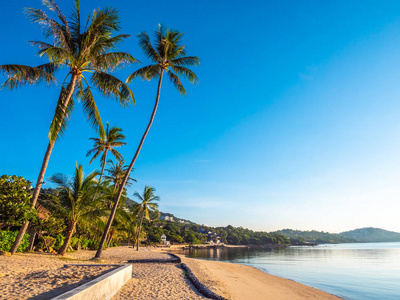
[179,242,400,300]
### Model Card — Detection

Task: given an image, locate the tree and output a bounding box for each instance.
[103,160,136,193]
[49,165,103,255]
[131,186,159,251]
[86,122,127,180]
[1,0,136,254]
[95,25,199,258]
[0,175,36,230]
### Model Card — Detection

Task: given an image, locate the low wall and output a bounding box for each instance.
[52,264,132,300]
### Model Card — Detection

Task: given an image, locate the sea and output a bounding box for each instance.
[178,242,400,300]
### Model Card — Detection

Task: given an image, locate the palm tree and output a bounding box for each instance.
[86,122,127,181]
[104,160,136,193]
[1,0,136,254]
[132,186,159,251]
[95,25,199,258]
[49,165,103,255]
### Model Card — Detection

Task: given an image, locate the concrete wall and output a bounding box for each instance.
[53,264,132,300]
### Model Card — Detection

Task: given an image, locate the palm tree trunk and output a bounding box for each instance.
[10,75,78,255]
[95,70,165,258]
[58,222,76,256]
[99,151,108,182]
[136,213,144,251]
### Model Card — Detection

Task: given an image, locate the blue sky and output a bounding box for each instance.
[2,0,400,233]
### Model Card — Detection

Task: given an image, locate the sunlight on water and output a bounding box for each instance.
[180,243,400,300]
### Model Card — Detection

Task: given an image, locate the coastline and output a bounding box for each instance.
[177,254,342,300]
[0,246,342,299]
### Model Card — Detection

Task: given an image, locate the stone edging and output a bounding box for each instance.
[52,264,132,300]
[180,263,227,300]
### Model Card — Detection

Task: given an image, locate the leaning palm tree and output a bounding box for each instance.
[49,165,103,255]
[95,25,199,258]
[132,186,159,251]
[86,122,127,181]
[1,0,136,254]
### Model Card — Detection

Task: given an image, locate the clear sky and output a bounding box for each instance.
[2,0,400,233]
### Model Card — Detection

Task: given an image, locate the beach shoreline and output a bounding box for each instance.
[175,253,342,300]
[0,246,341,299]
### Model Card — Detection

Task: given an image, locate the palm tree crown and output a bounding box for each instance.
[132,186,159,250]
[1,0,136,142]
[49,164,102,255]
[127,24,199,94]
[86,122,127,180]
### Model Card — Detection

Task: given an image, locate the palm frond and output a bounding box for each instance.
[138,31,161,62]
[167,71,186,95]
[75,77,105,139]
[170,56,200,67]
[126,64,160,83]
[0,64,56,90]
[91,71,135,106]
[170,66,198,84]
[48,84,75,143]
[91,52,138,72]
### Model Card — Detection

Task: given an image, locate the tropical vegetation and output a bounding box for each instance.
[0,0,136,254]
[95,24,200,258]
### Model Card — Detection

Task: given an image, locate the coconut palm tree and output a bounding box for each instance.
[95,25,199,258]
[104,160,136,193]
[86,122,127,181]
[1,0,136,254]
[131,186,159,251]
[49,165,103,255]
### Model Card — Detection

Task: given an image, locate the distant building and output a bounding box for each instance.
[161,234,170,246]
[160,215,174,222]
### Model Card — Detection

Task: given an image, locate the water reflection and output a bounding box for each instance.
[176,243,400,300]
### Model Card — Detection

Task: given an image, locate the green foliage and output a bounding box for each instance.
[275,229,356,244]
[0,175,36,227]
[38,236,56,250]
[0,231,29,252]
[54,234,65,250]
[70,236,80,249]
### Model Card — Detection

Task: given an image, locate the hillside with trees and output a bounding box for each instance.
[274,229,357,244]
[340,227,400,242]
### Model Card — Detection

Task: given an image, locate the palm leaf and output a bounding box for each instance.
[91,71,135,106]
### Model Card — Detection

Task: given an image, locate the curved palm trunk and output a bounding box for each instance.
[136,213,145,251]
[58,222,76,256]
[95,70,164,258]
[10,75,78,255]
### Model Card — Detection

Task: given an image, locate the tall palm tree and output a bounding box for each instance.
[1,0,136,254]
[132,186,159,251]
[95,25,199,258]
[49,165,103,255]
[86,122,127,181]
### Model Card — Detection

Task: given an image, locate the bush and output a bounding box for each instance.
[70,236,80,249]
[0,230,29,252]
[54,234,65,250]
[38,236,55,250]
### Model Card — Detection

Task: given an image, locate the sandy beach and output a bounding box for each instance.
[0,246,341,299]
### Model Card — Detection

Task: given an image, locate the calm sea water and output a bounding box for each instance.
[179,242,400,300]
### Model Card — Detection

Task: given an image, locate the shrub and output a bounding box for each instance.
[0,231,29,252]
[38,236,55,250]
[54,234,65,250]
